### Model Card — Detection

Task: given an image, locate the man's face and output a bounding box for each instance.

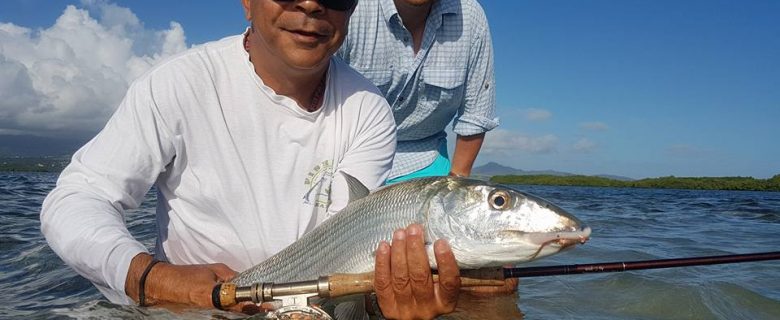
[242,0,352,71]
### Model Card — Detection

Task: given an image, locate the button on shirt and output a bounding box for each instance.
[338,0,499,179]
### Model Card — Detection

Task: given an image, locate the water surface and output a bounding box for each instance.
[1,172,778,319]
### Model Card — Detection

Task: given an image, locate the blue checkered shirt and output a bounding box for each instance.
[338,0,499,179]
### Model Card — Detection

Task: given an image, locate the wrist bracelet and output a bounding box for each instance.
[138,259,161,307]
[211,283,224,310]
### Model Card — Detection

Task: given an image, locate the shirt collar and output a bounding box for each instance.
[380,0,457,24]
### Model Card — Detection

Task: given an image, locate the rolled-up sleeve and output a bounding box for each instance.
[453,12,499,136]
[40,76,175,304]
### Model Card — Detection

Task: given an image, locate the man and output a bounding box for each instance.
[338,0,515,297]
[40,1,461,318]
[338,0,499,182]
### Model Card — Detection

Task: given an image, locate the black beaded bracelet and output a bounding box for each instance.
[138,259,161,307]
[211,283,224,310]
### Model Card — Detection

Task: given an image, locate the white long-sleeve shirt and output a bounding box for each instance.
[40,34,396,304]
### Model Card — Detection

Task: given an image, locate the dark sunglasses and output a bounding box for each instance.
[275,0,357,11]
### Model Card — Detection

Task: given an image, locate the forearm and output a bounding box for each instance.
[40,185,148,303]
[125,253,157,305]
[450,133,485,177]
[124,254,209,307]
[40,79,182,300]
[124,253,242,310]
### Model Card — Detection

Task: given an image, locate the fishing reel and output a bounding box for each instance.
[265,305,333,320]
[214,278,337,319]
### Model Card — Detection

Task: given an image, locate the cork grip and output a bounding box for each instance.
[213,282,238,309]
[328,272,375,297]
[327,271,508,298]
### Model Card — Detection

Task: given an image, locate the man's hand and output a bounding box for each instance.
[374,224,460,320]
[125,253,261,314]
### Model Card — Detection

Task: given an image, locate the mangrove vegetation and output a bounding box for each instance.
[491,174,780,192]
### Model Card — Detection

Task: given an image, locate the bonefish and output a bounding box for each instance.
[232,174,590,286]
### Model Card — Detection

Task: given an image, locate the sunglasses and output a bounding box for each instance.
[275,0,357,12]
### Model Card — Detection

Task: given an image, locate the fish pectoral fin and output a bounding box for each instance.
[340,171,370,203]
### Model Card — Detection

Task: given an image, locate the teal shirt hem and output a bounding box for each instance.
[386,145,450,184]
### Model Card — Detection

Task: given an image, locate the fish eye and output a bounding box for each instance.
[489,190,511,210]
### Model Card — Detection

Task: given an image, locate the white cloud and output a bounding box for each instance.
[481,129,558,155]
[579,121,608,131]
[0,55,43,123]
[0,2,187,138]
[573,138,597,153]
[522,108,552,121]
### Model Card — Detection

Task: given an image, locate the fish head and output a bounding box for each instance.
[424,178,591,269]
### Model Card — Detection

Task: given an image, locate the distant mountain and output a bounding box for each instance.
[472,162,526,176]
[473,162,574,177]
[0,135,88,157]
[595,174,635,181]
[473,162,634,181]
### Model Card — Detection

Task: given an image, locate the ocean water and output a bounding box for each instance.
[1,171,778,319]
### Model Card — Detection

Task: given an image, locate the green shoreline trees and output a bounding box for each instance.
[3,156,778,192]
[0,157,69,172]
[491,174,780,192]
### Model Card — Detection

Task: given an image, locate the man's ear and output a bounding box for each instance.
[241,0,252,20]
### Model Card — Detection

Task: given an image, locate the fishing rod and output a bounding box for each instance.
[213,251,780,310]
[459,251,780,280]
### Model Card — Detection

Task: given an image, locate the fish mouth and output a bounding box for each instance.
[526,226,591,259]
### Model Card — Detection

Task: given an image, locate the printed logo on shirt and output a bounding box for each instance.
[303,160,333,209]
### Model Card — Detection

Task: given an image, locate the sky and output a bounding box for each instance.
[0,0,778,179]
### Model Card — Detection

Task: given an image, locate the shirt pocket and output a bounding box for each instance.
[359,69,393,95]
[419,67,467,113]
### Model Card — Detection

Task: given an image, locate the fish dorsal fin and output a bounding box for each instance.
[341,171,370,203]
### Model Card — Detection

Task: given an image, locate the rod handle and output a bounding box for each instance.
[327,271,508,298]
[212,269,511,309]
[212,282,238,309]
[328,272,375,297]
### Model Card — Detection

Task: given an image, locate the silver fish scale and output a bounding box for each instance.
[232,177,450,286]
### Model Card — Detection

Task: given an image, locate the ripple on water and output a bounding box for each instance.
[702,281,780,320]
[726,209,780,223]
[49,300,246,320]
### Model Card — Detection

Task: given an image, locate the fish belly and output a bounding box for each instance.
[232,181,432,286]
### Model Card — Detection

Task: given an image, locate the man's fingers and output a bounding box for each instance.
[373,241,395,315]
[207,263,238,282]
[231,301,259,314]
[389,228,413,308]
[406,224,435,303]
[432,239,460,310]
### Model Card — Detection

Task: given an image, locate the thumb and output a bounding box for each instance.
[207,263,238,282]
